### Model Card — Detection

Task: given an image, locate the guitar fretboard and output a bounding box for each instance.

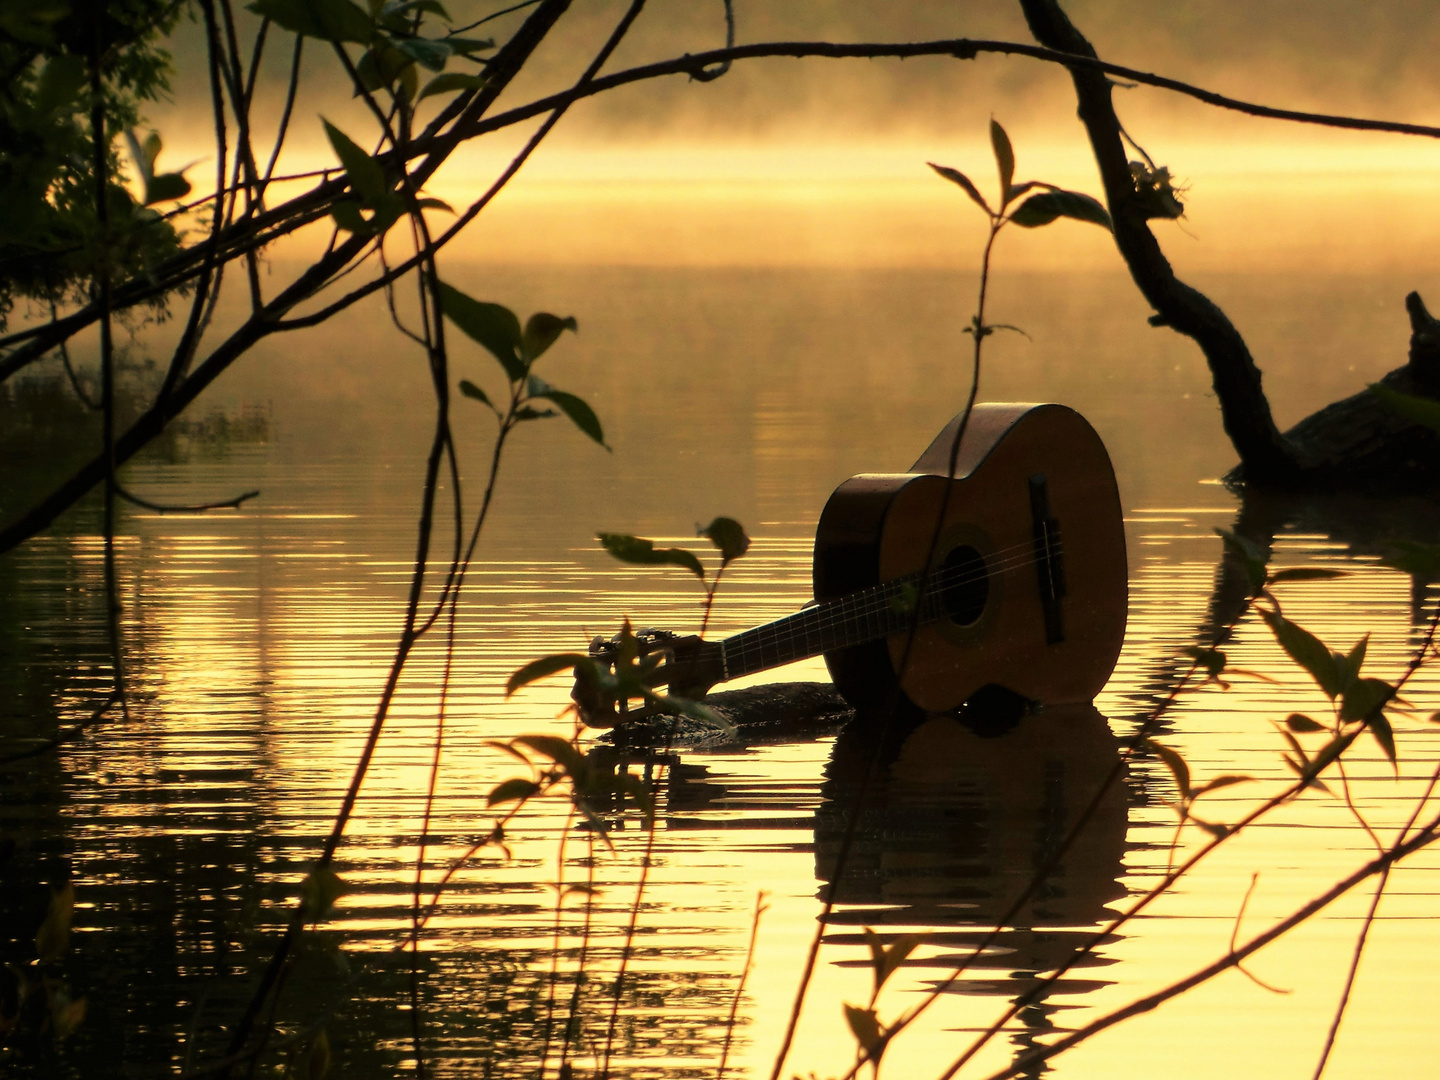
[718,571,946,680]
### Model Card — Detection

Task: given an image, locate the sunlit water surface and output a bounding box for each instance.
[4,262,1440,1079]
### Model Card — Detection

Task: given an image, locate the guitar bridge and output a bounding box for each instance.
[1028,473,1067,644]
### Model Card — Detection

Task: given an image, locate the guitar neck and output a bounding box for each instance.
[716,571,941,681]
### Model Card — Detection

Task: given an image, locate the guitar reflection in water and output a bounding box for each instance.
[816,704,1130,1077]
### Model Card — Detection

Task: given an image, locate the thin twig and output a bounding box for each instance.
[599,776,660,1080]
[717,890,768,1080]
[979,810,1440,1080]
[539,810,577,1077]
[1310,867,1388,1080]
[1230,873,1289,994]
[558,827,597,1074]
[90,25,128,725]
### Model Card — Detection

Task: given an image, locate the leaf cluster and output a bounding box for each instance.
[1214,527,1400,772]
[0,0,186,326]
[597,517,751,588]
[439,281,605,447]
[2,879,87,1051]
[929,120,1112,235]
[483,722,658,832]
[507,619,726,733]
[250,0,492,106]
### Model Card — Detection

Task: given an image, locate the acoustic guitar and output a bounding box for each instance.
[590,403,1128,714]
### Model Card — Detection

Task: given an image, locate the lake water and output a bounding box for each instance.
[4,261,1440,1079]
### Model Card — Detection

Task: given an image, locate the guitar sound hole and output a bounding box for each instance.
[940,544,989,626]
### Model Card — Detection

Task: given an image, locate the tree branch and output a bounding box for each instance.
[1017,0,1305,483]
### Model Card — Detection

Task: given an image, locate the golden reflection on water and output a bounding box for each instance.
[5,248,1440,1077]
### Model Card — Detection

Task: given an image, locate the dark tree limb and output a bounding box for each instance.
[1018,0,1306,484]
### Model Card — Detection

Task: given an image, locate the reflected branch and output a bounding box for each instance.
[0,691,122,766]
[985,811,1440,1080]
[115,484,260,514]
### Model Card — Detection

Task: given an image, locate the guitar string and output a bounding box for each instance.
[609,536,1063,677]
[729,539,1056,659]
[721,537,1065,676]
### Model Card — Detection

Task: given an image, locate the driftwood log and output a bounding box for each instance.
[1225,292,1440,488]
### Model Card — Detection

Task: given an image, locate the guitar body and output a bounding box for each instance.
[814,404,1127,712]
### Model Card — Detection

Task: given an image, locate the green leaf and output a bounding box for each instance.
[34,881,74,962]
[532,387,606,448]
[1260,610,1342,698]
[862,928,925,994]
[299,864,344,921]
[844,1004,884,1056]
[484,739,535,765]
[487,777,540,806]
[597,533,705,580]
[512,734,586,778]
[1195,819,1230,840]
[700,517,750,564]
[0,0,68,47]
[249,0,374,43]
[1215,527,1268,597]
[417,197,454,213]
[1009,189,1112,230]
[1267,567,1347,584]
[296,1028,331,1080]
[1370,383,1440,434]
[1146,738,1190,799]
[458,379,493,408]
[989,119,1015,206]
[438,284,525,380]
[322,119,389,209]
[1368,709,1398,765]
[1381,540,1440,578]
[506,652,591,696]
[1340,677,1392,723]
[144,173,192,205]
[398,63,419,103]
[927,162,991,216]
[356,41,416,93]
[1184,645,1226,678]
[445,35,495,55]
[1191,774,1253,797]
[35,54,86,116]
[417,71,487,100]
[331,198,371,234]
[1336,635,1369,693]
[514,405,555,421]
[392,35,451,71]
[1286,713,1327,733]
[521,311,578,361]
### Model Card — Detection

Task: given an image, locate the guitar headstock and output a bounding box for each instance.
[573,625,724,727]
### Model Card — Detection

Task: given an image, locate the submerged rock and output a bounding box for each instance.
[600,681,853,749]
